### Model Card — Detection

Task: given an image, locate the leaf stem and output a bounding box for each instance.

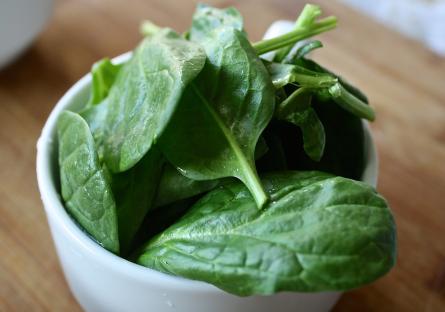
[253,16,337,55]
[291,72,338,89]
[328,83,375,121]
[274,4,322,62]
[140,20,162,37]
[276,87,309,118]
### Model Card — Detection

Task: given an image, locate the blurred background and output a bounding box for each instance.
[341,0,445,56]
[0,0,445,71]
[0,0,444,311]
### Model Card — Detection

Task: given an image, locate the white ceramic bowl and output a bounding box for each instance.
[0,0,53,69]
[36,22,378,312]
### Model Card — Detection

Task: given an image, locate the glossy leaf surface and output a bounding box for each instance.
[137,171,396,296]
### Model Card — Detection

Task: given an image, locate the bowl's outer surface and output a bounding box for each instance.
[0,0,53,69]
[36,21,377,312]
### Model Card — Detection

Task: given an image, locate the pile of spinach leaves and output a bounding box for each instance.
[57,3,396,296]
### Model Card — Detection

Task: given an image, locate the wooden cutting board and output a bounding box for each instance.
[0,0,444,311]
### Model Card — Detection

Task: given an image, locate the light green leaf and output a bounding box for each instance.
[101,32,206,172]
[57,111,119,253]
[190,4,244,41]
[87,58,123,106]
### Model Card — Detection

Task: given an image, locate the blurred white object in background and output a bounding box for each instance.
[0,0,53,69]
[341,0,445,56]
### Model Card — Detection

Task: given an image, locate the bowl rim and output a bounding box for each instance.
[36,47,378,295]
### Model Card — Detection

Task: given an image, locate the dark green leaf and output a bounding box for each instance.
[101,32,206,172]
[155,138,269,208]
[276,90,325,161]
[130,197,198,258]
[112,147,163,254]
[57,111,119,253]
[286,107,326,161]
[154,164,221,208]
[160,27,275,208]
[277,97,366,180]
[137,171,396,296]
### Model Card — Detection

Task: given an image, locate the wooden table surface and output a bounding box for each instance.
[1,0,444,311]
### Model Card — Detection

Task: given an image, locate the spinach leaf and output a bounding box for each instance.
[101,32,206,172]
[285,107,325,162]
[55,3,396,296]
[154,164,221,208]
[57,111,119,253]
[190,4,243,41]
[112,147,163,254]
[130,197,199,257]
[80,99,109,161]
[87,58,123,106]
[160,27,275,208]
[155,138,269,208]
[137,171,396,296]
[276,89,325,161]
[80,58,123,159]
[82,97,164,253]
[276,96,366,180]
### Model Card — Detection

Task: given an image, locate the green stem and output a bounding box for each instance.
[294,4,322,27]
[253,16,337,55]
[328,83,375,121]
[293,40,323,60]
[276,87,309,118]
[140,20,162,37]
[291,72,338,89]
[274,4,322,62]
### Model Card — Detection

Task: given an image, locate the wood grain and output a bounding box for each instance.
[0,0,444,311]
